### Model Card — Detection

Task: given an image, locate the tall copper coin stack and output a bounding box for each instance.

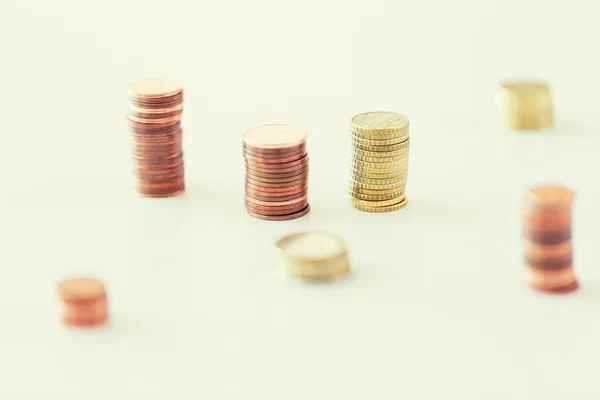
[348,112,410,212]
[243,124,310,221]
[523,186,578,293]
[126,79,185,197]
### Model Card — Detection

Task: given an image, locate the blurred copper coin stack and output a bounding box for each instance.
[523,186,578,293]
[127,79,185,197]
[243,124,310,221]
[348,112,410,212]
[496,81,553,130]
[57,277,108,327]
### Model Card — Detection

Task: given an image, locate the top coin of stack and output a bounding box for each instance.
[496,81,553,130]
[243,125,310,221]
[276,231,350,279]
[348,111,410,212]
[126,79,185,198]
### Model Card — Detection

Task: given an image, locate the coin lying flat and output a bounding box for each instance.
[276,231,350,279]
[242,125,310,220]
[126,79,185,198]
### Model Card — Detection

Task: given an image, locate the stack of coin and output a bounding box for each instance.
[496,81,553,130]
[348,112,410,212]
[243,124,310,221]
[276,232,350,279]
[523,186,578,293]
[57,277,109,327]
[126,79,185,197]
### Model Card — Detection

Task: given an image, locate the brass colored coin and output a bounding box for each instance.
[247,204,310,221]
[348,185,406,195]
[351,140,410,153]
[350,145,410,159]
[351,112,410,137]
[246,176,307,188]
[348,194,406,207]
[347,189,403,201]
[351,133,409,146]
[348,174,407,186]
[350,158,409,172]
[350,197,408,213]
[349,169,408,180]
[348,178,407,190]
[350,151,410,164]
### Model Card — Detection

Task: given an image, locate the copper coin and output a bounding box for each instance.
[137,187,185,198]
[531,280,579,294]
[64,314,109,327]
[245,168,308,180]
[245,171,308,184]
[245,197,307,211]
[127,117,181,133]
[244,151,307,165]
[130,102,183,114]
[245,176,306,188]
[524,240,571,260]
[245,201,308,216]
[245,189,308,202]
[245,182,308,193]
[136,165,184,179]
[132,133,182,145]
[63,296,108,321]
[526,257,573,271]
[58,277,105,303]
[525,185,575,206]
[243,145,306,159]
[243,141,305,155]
[137,184,185,194]
[128,79,183,99]
[525,265,576,292]
[523,228,571,244]
[130,92,183,104]
[245,161,308,174]
[247,204,310,221]
[245,154,308,169]
[245,193,308,207]
[128,114,182,126]
[242,124,306,150]
[137,178,185,190]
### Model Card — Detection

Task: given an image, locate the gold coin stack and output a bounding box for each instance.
[348,111,410,212]
[496,82,553,130]
[275,232,350,280]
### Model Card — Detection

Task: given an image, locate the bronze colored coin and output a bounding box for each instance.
[58,277,106,303]
[137,179,185,190]
[242,141,306,155]
[245,154,308,169]
[245,189,307,202]
[243,124,307,149]
[245,161,308,175]
[246,193,308,207]
[63,296,108,321]
[244,167,308,179]
[128,114,182,126]
[126,116,181,133]
[245,198,308,211]
[246,182,308,194]
[137,187,185,198]
[64,314,108,328]
[348,184,406,195]
[244,151,307,165]
[245,202,308,216]
[247,204,310,221]
[130,102,183,113]
[245,171,308,184]
[243,146,306,160]
[132,132,182,144]
[525,185,575,207]
[128,79,183,99]
[246,176,307,188]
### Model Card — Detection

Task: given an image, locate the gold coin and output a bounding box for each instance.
[350,158,409,172]
[496,82,553,130]
[350,150,409,163]
[351,140,410,153]
[351,197,408,213]
[348,195,405,207]
[348,184,406,195]
[348,177,407,189]
[350,133,409,146]
[351,112,410,138]
[351,146,410,159]
[349,169,407,180]
[347,189,404,201]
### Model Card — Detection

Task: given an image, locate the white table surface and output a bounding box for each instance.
[1,0,600,398]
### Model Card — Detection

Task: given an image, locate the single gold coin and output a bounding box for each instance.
[351,146,410,159]
[348,195,406,207]
[496,82,553,130]
[350,158,409,172]
[350,150,410,164]
[351,112,410,138]
[349,169,408,180]
[348,174,408,186]
[350,133,409,146]
[351,140,410,153]
[348,177,407,190]
[348,184,406,195]
[347,189,404,201]
[351,197,408,213]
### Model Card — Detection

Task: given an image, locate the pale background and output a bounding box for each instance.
[1,0,600,398]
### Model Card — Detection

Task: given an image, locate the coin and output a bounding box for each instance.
[351,146,410,159]
[351,112,410,137]
[348,175,407,186]
[245,190,308,202]
[346,189,403,201]
[348,184,406,195]
[243,146,305,159]
[349,169,408,180]
[247,204,310,221]
[350,197,408,212]
[350,160,409,173]
[243,124,307,149]
[245,154,308,169]
[57,277,108,328]
[244,151,307,165]
[351,140,410,152]
[245,167,309,179]
[348,195,405,208]
[246,171,308,184]
[246,182,308,194]
[245,160,309,174]
[128,79,183,99]
[496,82,553,130]
[246,194,308,207]
[351,134,409,146]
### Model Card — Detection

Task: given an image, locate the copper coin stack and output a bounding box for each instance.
[57,277,109,327]
[523,185,578,294]
[243,124,310,221]
[127,79,185,197]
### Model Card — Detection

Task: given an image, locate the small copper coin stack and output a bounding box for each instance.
[57,278,108,327]
[127,79,185,197]
[523,186,578,293]
[243,124,310,221]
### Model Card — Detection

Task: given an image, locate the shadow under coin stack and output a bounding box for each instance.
[243,124,310,221]
[523,186,578,293]
[348,112,410,212]
[57,277,108,327]
[127,79,185,197]
[276,232,350,280]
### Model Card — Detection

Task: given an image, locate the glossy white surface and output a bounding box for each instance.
[1,0,600,398]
